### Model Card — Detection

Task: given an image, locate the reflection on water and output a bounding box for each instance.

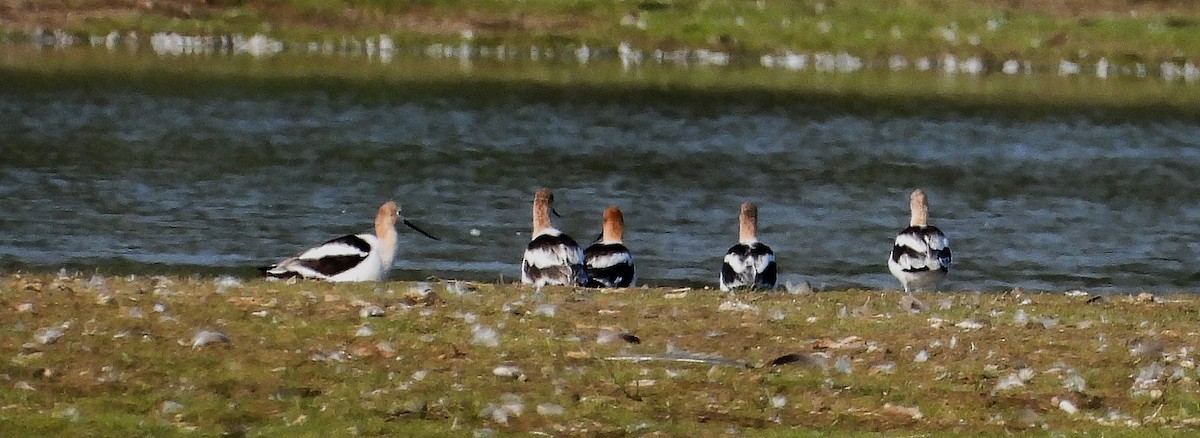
[1,61,1198,292]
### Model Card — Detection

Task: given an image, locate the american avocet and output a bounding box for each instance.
[521,188,588,287]
[719,202,777,291]
[888,189,952,293]
[584,206,635,288]
[260,201,440,282]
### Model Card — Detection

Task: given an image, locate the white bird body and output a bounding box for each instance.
[720,202,777,291]
[266,233,393,282]
[721,240,777,291]
[522,227,588,287]
[584,206,636,288]
[888,189,952,293]
[521,188,588,287]
[262,201,437,282]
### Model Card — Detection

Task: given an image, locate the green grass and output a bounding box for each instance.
[2,44,1200,122]
[2,272,1200,435]
[5,1,1200,65]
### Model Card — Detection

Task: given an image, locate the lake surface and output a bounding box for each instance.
[2,50,1199,292]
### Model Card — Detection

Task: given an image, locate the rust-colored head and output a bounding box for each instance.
[602,206,625,243]
[909,189,929,227]
[375,200,400,236]
[532,188,554,234]
[738,201,758,243]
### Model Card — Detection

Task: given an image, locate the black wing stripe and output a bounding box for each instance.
[323,234,372,254]
[301,255,367,276]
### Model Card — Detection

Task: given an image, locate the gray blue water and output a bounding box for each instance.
[2,61,1199,292]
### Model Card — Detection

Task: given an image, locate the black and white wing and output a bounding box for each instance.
[584,243,635,288]
[521,232,588,286]
[888,225,951,292]
[262,234,372,280]
[890,225,951,274]
[719,242,777,291]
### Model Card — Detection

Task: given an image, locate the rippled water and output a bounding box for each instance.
[2,58,1199,292]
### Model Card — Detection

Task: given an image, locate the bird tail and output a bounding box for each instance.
[259,262,300,279]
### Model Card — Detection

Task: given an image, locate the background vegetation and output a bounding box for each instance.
[3,0,1200,64]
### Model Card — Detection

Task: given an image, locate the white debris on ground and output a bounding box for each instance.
[472,324,500,348]
[492,365,524,380]
[717,300,759,314]
[881,403,923,420]
[535,403,565,416]
[770,394,788,408]
[533,304,557,317]
[33,323,69,345]
[359,305,385,318]
[1054,397,1079,415]
[914,349,929,363]
[834,356,853,374]
[213,275,242,293]
[480,393,525,425]
[992,368,1035,394]
[190,329,230,349]
[354,325,374,337]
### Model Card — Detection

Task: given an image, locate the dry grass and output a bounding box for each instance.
[3,271,1200,436]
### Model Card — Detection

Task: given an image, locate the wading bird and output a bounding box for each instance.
[521,188,588,287]
[888,189,952,293]
[584,206,635,288]
[720,202,777,291]
[261,201,439,282]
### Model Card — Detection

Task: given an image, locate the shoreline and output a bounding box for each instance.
[3,1,1200,75]
[2,271,1197,435]
[3,260,1190,296]
[4,45,1200,123]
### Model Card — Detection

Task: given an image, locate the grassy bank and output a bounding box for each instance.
[6,2,1200,122]
[4,44,1200,122]
[4,1,1200,66]
[2,272,1199,435]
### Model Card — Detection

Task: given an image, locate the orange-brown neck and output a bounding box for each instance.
[602,206,624,243]
[532,188,554,234]
[375,201,400,265]
[909,189,929,227]
[738,202,758,243]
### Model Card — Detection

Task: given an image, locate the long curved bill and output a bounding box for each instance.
[403,219,441,241]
